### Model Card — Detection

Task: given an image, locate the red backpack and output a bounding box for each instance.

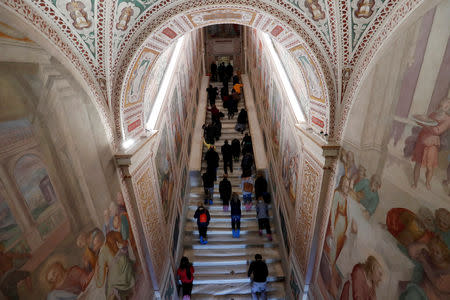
[199,211,208,223]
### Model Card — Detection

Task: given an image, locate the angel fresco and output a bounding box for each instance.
[66,0,92,30]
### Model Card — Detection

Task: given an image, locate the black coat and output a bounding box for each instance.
[231,139,241,156]
[255,176,268,198]
[202,172,214,188]
[248,260,268,282]
[221,143,232,160]
[230,197,241,216]
[205,149,219,169]
[194,207,210,226]
[237,110,248,124]
[219,179,232,202]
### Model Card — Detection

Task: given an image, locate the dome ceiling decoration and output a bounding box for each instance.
[0,0,429,145]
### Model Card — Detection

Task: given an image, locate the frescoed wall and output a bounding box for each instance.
[245,27,309,295]
[153,30,203,269]
[0,30,150,298]
[317,4,450,300]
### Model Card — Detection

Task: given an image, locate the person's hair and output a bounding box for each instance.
[179,256,192,280]
[255,254,262,260]
[231,192,239,203]
[46,261,65,285]
[363,256,381,278]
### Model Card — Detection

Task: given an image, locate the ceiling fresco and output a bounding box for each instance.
[0,0,434,145]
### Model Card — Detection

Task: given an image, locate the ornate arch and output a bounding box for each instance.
[113,2,336,142]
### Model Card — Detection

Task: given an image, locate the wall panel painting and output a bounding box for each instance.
[156,122,175,220]
[0,189,22,249]
[317,9,450,299]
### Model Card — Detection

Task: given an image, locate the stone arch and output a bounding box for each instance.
[338,0,443,141]
[0,5,116,148]
[113,2,335,143]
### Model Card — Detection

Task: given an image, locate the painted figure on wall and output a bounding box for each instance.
[0,244,32,300]
[66,0,92,30]
[354,0,375,19]
[352,174,381,217]
[305,0,326,21]
[340,255,383,300]
[116,6,134,31]
[45,261,93,300]
[327,175,351,266]
[411,97,450,190]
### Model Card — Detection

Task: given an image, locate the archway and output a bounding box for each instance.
[116,4,332,143]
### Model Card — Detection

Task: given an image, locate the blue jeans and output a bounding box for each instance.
[243,193,252,204]
[231,215,241,230]
[251,281,267,300]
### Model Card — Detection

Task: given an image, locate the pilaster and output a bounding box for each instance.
[115,132,169,297]
[292,123,340,296]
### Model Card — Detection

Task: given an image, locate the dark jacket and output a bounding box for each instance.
[221,143,232,160]
[231,139,241,156]
[230,196,241,216]
[202,172,214,188]
[219,178,232,202]
[205,125,216,144]
[237,109,248,124]
[205,148,219,169]
[206,86,218,101]
[247,260,268,282]
[255,176,268,198]
[241,153,254,170]
[194,207,210,226]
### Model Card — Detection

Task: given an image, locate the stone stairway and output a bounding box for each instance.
[182,81,285,299]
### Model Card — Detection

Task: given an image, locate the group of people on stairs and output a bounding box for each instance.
[178,69,272,299]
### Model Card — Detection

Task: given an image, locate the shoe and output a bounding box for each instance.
[267,234,272,241]
[200,236,204,244]
[232,229,236,237]
[204,199,208,205]
[209,199,213,205]
[203,239,208,244]
[236,229,240,238]
[259,230,263,236]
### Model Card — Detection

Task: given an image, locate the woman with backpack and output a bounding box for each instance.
[177,256,194,300]
[241,175,254,211]
[194,203,211,244]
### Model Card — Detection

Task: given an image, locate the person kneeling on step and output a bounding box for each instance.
[194,203,210,244]
[256,197,272,241]
[230,193,242,238]
[248,254,269,300]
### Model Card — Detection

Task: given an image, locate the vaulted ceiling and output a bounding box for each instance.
[0,0,434,146]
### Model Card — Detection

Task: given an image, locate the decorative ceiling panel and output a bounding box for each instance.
[0,0,434,146]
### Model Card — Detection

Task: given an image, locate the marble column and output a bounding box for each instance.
[291,123,339,298]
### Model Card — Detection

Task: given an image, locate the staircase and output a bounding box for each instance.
[182,80,286,299]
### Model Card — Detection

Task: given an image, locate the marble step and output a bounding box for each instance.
[184,222,273,232]
[183,237,278,250]
[185,227,275,236]
[191,281,285,298]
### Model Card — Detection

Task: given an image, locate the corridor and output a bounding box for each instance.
[182,80,285,299]
[1,2,447,298]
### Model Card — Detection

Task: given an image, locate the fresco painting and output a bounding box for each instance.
[14,155,57,221]
[0,189,22,249]
[170,87,183,160]
[125,48,158,107]
[156,122,175,220]
[317,10,450,300]
[280,112,301,207]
